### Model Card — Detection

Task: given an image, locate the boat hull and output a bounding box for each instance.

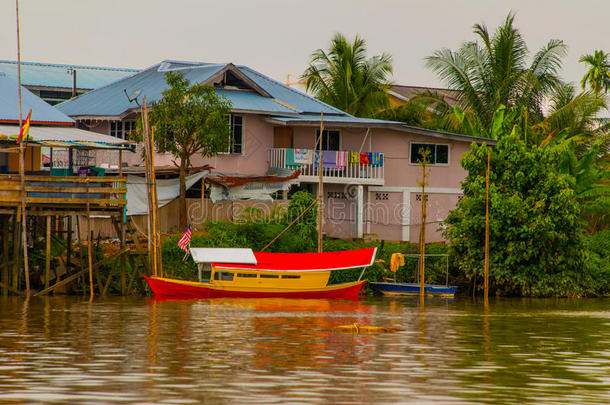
[143,275,366,300]
[369,282,457,297]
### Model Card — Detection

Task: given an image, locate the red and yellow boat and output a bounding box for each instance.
[143,247,376,300]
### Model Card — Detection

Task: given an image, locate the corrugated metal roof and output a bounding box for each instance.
[236,66,346,115]
[0,60,139,90]
[57,60,348,118]
[0,75,74,124]
[267,114,401,125]
[57,62,229,116]
[0,124,130,148]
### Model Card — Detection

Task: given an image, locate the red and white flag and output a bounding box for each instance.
[177,224,192,252]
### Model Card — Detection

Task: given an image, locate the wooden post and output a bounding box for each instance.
[45,215,51,290]
[1,215,8,296]
[75,215,86,295]
[150,127,162,277]
[317,111,324,253]
[12,210,21,292]
[141,96,155,276]
[418,149,430,302]
[484,148,490,305]
[118,150,127,294]
[15,0,29,295]
[86,179,94,299]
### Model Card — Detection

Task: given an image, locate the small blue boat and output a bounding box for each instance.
[368,282,457,297]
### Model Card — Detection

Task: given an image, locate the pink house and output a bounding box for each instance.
[58,60,495,242]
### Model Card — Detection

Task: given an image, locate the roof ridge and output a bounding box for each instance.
[0,60,139,72]
[57,62,161,109]
[236,65,349,116]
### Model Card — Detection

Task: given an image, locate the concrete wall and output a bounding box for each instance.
[294,125,469,242]
[89,114,273,176]
[85,114,473,243]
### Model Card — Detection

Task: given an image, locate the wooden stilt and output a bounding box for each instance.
[13,210,21,292]
[119,151,126,295]
[1,215,8,296]
[75,215,86,295]
[45,215,51,290]
[86,180,94,299]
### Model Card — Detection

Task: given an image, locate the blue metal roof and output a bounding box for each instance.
[268,114,401,125]
[57,60,349,118]
[236,66,346,115]
[0,74,74,124]
[0,60,139,90]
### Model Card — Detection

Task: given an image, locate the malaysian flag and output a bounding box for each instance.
[177,224,192,254]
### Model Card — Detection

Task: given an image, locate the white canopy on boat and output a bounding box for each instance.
[190,248,257,265]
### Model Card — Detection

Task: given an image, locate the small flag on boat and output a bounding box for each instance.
[178,224,192,251]
[16,109,32,143]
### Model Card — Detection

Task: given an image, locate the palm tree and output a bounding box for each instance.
[302,33,393,118]
[425,13,566,129]
[579,50,610,95]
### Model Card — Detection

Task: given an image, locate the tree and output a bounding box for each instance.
[302,33,393,118]
[425,13,566,129]
[444,137,589,297]
[148,72,232,229]
[579,50,610,95]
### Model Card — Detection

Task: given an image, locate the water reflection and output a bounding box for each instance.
[0,296,608,403]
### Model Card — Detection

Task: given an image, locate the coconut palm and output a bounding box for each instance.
[579,50,610,95]
[425,13,567,129]
[302,33,393,118]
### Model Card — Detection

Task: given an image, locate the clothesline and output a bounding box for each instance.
[284,148,383,169]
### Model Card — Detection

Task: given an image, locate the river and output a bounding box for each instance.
[0,296,608,404]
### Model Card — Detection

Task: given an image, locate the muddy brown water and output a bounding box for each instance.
[0,296,608,404]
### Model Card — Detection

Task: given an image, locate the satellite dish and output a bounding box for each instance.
[124,88,143,106]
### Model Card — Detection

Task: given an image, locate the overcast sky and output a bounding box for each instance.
[1,0,609,89]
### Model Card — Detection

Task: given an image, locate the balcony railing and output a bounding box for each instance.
[0,174,127,212]
[268,148,384,184]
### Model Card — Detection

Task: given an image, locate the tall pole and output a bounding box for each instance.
[484,148,490,304]
[141,96,156,277]
[418,149,429,302]
[317,111,324,253]
[16,0,29,295]
[150,127,161,277]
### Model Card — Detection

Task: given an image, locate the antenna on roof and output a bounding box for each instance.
[124,88,142,107]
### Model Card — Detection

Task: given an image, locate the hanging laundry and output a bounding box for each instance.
[336,151,347,169]
[294,148,312,164]
[360,152,370,165]
[370,152,383,167]
[348,151,360,164]
[322,150,339,169]
[285,148,301,168]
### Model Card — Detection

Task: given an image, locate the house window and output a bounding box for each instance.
[316,130,340,151]
[228,115,243,154]
[110,120,136,140]
[410,143,449,165]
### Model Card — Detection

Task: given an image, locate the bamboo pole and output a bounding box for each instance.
[418,150,430,302]
[484,148,490,304]
[15,0,29,295]
[150,127,162,277]
[261,200,317,252]
[141,96,155,276]
[317,112,324,253]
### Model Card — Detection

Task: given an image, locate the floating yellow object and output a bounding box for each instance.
[333,323,404,334]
